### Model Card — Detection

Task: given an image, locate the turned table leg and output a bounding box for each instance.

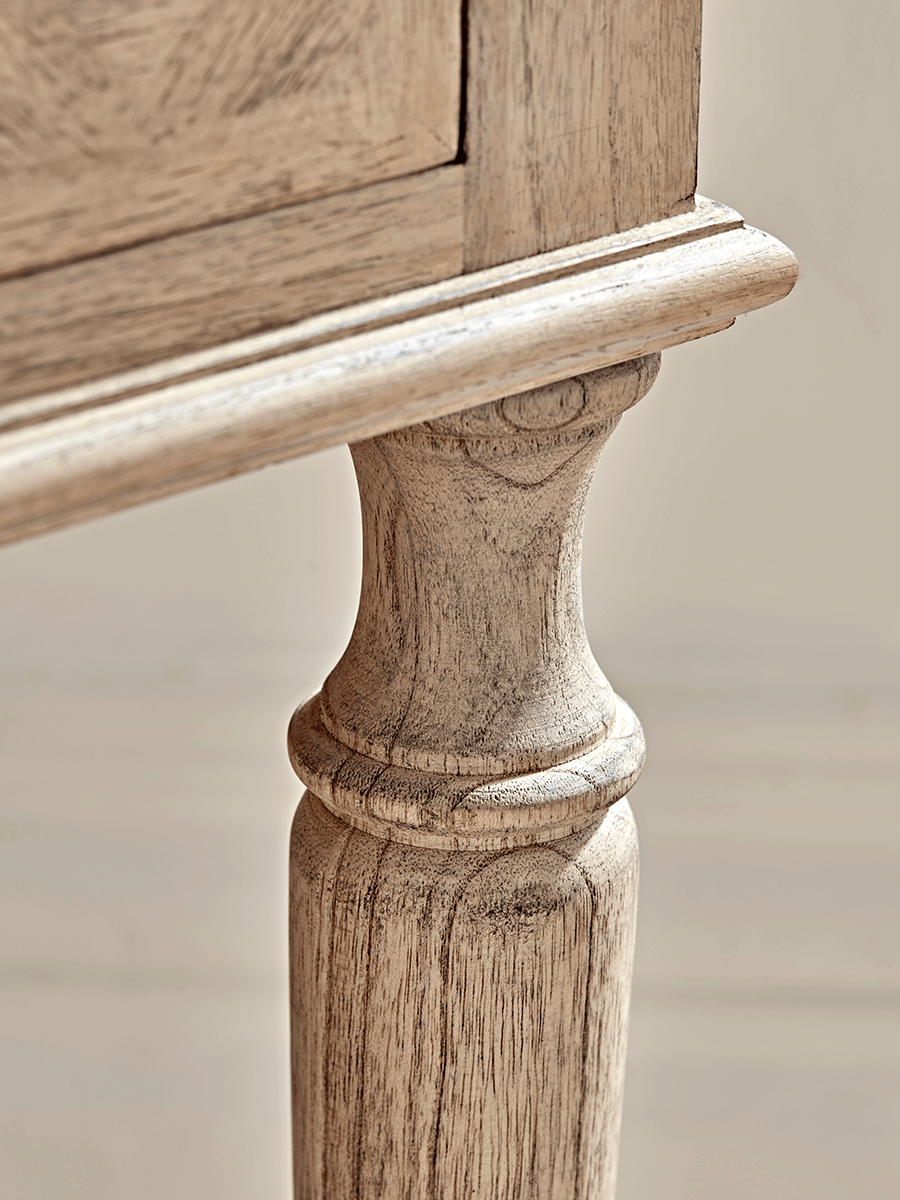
[288,355,660,1199]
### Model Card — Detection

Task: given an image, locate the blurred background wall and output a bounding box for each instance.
[1,1,897,1197]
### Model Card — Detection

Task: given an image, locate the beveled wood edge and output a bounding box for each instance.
[288,693,645,851]
[0,196,739,432]
[0,203,798,547]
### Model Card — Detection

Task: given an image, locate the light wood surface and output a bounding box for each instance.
[0,166,464,402]
[0,0,460,276]
[0,195,737,418]
[290,792,638,1200]
[0,8,805,1200]
[288,365,653,1195]
[0,206,798,547]
[4,0,876,1195]
[464,0,702,268]
[289,359,659,849]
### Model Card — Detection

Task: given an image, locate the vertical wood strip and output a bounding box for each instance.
[464,0,702,269]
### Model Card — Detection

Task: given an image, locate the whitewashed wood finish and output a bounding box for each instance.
[0,5,802,1198]
[290,792,638,1200]
[0,0,459,275]
[289,362,654,1196]
[0,195,736,418]
[0,206,797,547]
[0,166,464,403]
[464,0,702,268]
[289,358,659,848]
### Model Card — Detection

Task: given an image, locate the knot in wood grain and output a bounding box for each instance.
[290,357,658,847]
[411,354,659,442]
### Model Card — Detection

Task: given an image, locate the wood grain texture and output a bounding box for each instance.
[288,369,651,1193]
[0,166,464,403]
[290,791,639,1200]
[0,195,738,418]
[289,359,658,849]
[0,209,799,547]
[0,0,460,276]
[464,0,702,269]
[324,362,657,777]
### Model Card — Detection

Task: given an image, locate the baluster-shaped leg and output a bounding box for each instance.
[288,354,660,1199]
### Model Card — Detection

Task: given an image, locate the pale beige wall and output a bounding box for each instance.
[584,0,899,664]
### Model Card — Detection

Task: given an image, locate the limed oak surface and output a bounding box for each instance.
[0,0,460,276]
[290,792,638,1200]
[0,206,798,547]
[0,167,463,402]
[288,365,654,1196]
[465,0,701,268]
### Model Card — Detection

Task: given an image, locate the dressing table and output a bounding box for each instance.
[0,4,797,1196]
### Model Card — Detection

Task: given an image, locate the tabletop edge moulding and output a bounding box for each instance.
[0,198,746,430]
[0,202,798,547]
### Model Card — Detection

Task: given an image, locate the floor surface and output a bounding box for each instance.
[1,449,897,1200]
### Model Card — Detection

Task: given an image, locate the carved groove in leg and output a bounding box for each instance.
[290,355,659,846]
[289,689,644,850]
